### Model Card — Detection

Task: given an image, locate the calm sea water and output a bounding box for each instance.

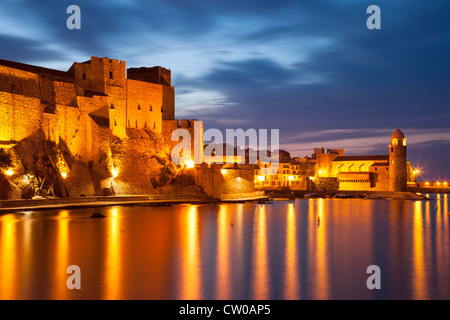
[0,194,449,300]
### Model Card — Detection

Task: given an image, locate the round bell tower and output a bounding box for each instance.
[389,129,407,191]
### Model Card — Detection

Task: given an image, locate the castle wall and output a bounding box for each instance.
[337,172,371,191]
[127,67,175,120]
[0,66,42,142]
[369,166,390,191]
[192,164,255,198]
[0,92,42,142]
[126,79,163,131]
[192,164,222,197]
[162,85,175,120]
[162,119,203,163]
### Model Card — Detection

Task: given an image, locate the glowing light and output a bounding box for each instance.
[414,170,420,175]
[111,167,119,178]
[437,182,440,186]
[236,177,241,181]
[184,160,195,169]
[5,168,14,176]
[318,170,323,175]
[61,172,67,179]
[288,176,294,181]
[444,182,448,186]
[309,176,314,180]
[425,182,429,185]
[221,169,226,175]
[403,139,406,146]
[257,175,265,181]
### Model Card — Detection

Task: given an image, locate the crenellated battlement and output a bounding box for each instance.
[127,66,171,86]
[93,56,126,67]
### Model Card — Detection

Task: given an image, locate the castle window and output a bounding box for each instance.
[390,147,394,153]
[144,121,147,128]
[109,71,113,79]
[135,120,138,128]
[161,106,163,113]
[110,103,115,109]
[153,122,156,129]
[82,73,86,80]
[114,118,117,126]
[386,167,388,171]
[150,105,153,111]
[128,119,130,127]
[138,103,141,110]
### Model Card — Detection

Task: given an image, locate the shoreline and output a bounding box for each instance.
[0,195,271,213]
[0,191,435,213]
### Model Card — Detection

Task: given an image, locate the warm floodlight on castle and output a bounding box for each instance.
[184,160,195,169]
[111,167,119,178]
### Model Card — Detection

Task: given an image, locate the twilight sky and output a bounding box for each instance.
[0,0,449,180]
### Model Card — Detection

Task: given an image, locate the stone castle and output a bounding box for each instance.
[0,56,205,198]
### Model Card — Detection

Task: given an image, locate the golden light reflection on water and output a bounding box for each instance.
[314,199,329,300]
[0,215,16,300]
[250,205,269,299]
[412,201,427,299]
[104,207,122,300]
[1,195,450,300]
[55,210,70,300]
[283,203,299,299]
[179,205,202,299]
[216,205,231,299]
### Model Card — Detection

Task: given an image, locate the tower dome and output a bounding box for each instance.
[391,129,405,140]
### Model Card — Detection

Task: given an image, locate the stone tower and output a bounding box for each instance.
[389,129,407,191]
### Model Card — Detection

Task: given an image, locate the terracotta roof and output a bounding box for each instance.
[370,162,389,167]
[333,155,389,162]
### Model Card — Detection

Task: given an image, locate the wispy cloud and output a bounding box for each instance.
[282,128,450,157]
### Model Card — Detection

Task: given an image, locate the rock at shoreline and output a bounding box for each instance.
[90,212,106,218]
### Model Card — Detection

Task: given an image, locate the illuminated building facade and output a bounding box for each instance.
[255,129,417,192]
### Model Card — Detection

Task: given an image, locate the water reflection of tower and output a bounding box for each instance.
[389,129,407,192]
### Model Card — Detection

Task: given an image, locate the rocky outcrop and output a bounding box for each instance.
[106,127,202,195]
[0,126,203,199]
[0,171,21,199]
[14,129,69,197]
